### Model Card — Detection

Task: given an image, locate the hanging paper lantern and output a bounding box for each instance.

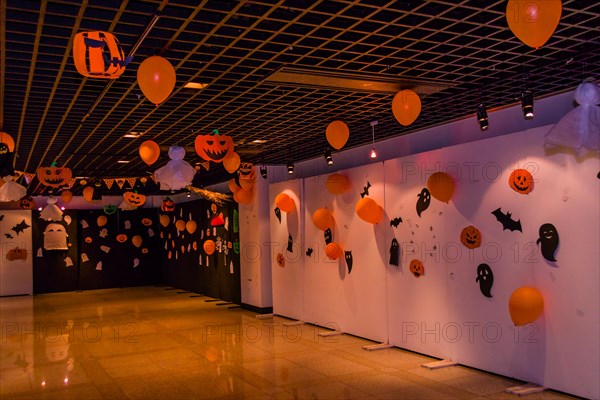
[325,173,350,195]
[0,131,15,153]
[506,0,562,49]
[312,208,335,231]
[392,90,421,126]
[123,191,146,207]
[61,190,73,204]
[509,287,544,326]
[37,163,73,188]
[223,152,241,173]
[325,120,350,150]
[132,235,143,248]
[228,179,241,193]
[203,240,216,255]
[325,242,343,260]
[426,172,455,203]
[139,140,160,165]
[72,31,131,79]
[233,188,253,205]
[97,215,107,227]
[19,196,35,210]
[275,193,295,213]
[186,220,197,234]
[82,186,95,203]
[137,56,176,105]
[159,214,170,227]
[195,129,235,163]
[355,197,383,224]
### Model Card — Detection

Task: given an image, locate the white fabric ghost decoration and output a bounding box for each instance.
[153,146,196,190]
[0,176,27,202]
[40,196,63,221]
[43,222,68,250]
[119,199,136,211]
[544,82,600,156]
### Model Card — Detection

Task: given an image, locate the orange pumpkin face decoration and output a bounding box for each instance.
[6,247,28,261]
[73,31,130,79]
[19,196,35,210]
[238,162,255,180]
[409,259,425,278]
[161,197,175,212]
[123,191,146,207]
[37,164,72,188]
[116,234,128,243]
[195,131,234,163]
[85,237,93,244]
[141,218,153,226]
[460,226,482,249]
[509,169,533,194]
[276,253,285,268]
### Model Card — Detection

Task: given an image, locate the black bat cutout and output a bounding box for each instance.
[360,181,371,198]
[274,207,281,223]
[390,217,403,228]
[306,247,313,257]
[5,233,14,239]
[536,223,559,262]
[11,220,31,235]
[287,234,293,253]
[389,238,400,266]
[344,251,353,274]
[491,208,522,232]
[0,214,4,221]
[324,228,332,245]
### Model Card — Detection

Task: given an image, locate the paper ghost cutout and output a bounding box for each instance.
[96,261,102,270]
[476,263,494,298]
[491,208,522,232]
[124,220,131,229]
[43,223,68,250]
[81,253,89,262]
[287,234,293,252]
[100,245,111,253]
[345,251,353,274]
[324,228,332,244]
[416,188,431,218]
[537,223,559,262]
[148,228,155,237]
[99,228,108,238]
[65,256,74,267]
[389,238,400,266]
[153,146,197,190]
[274,207,281,223]
[133,258,140,268]
[544,82,600,156]
[81,220,89,228]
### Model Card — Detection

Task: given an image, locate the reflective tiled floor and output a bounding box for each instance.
[1,287,576,399]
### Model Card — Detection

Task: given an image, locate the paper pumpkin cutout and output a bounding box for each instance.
[460,226,482,249]
[509,169,534,194]
[392,89,421,126]
[325,120,350,150]
[204,240,216,255]
[409,259,424,278]
[325,173,350,195]
[6,247,27,261]
[161,197,175,212]
[509,287,544,326]
[223,152,241,173]
[73,31,130,78]
[85,236,92,243]
[275,193,295,213]
[141,218,153,226]
[116,233,128,243]
[195,130,235,163]
[132,235,143,248]
[325,242,343,260]
[416,188,431,218]
[312,208,334,231]
[476,263,494,298]
[139,140,160,165]
[43,223,68,250]
[19,196,35,210]
[506,0,561,49]
[0,131,15,152]
[137,56,176,105]
[426,172,455,203]
[60,190,73,204]
[186,220,197,234]
[276,253,285,268]
[491,208,522,232]
[37,164,72,188]
[274,207,281,223]
[123,191,146,207]
[104,204,117,215]
[344,251,353,274]
[389,238,400,266]
[355,197,383,224]
[536,223,559,261]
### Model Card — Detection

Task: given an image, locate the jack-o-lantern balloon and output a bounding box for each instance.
[123,191,146,207]
[19,195,35,210]
[325,242,343,260]
[73,31,130,79]
[116,233,128,243]
[161,197,175,212]
[460,226,482,249]
[37,163,73,188]
[195,130,234,163]
[509,169,534,194]
[409,259,425,278]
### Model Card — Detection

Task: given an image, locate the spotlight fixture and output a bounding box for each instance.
[324,149,333,165]
[186,192,191,198]
[260,165,267,179]
[287,162,294,174]
[369,120,378,159]
[521,90,534,120]
[370,148,377,159]
[477,103,489,131]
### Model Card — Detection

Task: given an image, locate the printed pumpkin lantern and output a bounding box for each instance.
[195,130,234,163]
[19,195,35,210]
[409,259,425,278]
[73,31,130,79]
[116,233,128,243]
[460,226,482,249]
[161,197,175,212]
[37,163,72,188]
[123,191,146,207]
[509,169,534,194]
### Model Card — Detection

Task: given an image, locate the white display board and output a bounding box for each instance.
[0,210,33,296]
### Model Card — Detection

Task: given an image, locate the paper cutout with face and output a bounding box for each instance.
[476,263,494,297]
[536,223,559,261]
[324,228,332,245]
[389,238,400,266]
[416,188,431,218]
[344,251,353,274]
[43,223,68,250]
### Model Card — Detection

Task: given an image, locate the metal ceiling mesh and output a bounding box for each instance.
[2,0,599,195]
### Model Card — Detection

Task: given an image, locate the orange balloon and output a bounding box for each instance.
[234,188,253,205]
[61,190,73,204]
[175,220,186,231]
[186,220,197,234]
[426,172,455,203]
[97,215,107,227]
[392,90,421,126]
[159,214,170,227]
[203,240,216,255]
[312,208,334,231]
[137,56,176,105]
[275,193,295,213]
[325,173,350,195]
[228,179,241,193]
[326,120,350,150]
[132,235,143,248]
[355,197,383,224]
[0,131,15,152]
[509,287,544,326]
[139,140,160,165]
[223,152,241,173]
[325,242,343,260]
[506,0,562,49]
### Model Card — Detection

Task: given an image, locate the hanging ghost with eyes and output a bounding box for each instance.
[43,222,68,250]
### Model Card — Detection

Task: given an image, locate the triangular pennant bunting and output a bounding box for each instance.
[126,177,137,188]
[116,178,126,189]
[103,178,115,190]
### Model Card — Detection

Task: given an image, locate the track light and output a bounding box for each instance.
[287,162,294,174]
[521,90,534,120]
[324,149,333,165]
[477,103,489,131]
[369,120,378,159]
[260,166,267,179]
[186,192,191,198]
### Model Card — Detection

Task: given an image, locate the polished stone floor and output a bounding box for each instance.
[0,287,576,399]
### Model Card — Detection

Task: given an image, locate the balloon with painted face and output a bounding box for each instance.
[43,223,68,250]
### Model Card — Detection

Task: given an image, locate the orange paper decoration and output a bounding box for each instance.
[60,190,73,204]
[203,240,216,255]
[139,140,160,165]
[392,90,421,126]
[228,179,241,193]
[73,31,130,79]
[325,120,350,150]
[506,0,562,49]
[137,56,176,105]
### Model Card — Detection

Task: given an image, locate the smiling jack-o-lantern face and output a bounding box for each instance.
[409,259,425,278]
[460,225,482,249]
[123,191,146,207]
[195,132,234,163]
[161,197,175,212]
[116,233,128,243]
[141,218,153,226]
[509,169,533,194]
[37,165,72,188]
[19,195,35,210]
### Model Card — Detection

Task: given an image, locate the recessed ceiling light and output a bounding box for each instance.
[124,132,142,138]
[117,160,130,164]
[251,139,267,144]
[183,82,208,89]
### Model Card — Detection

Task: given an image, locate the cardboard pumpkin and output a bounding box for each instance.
[161,197,175,212]
[195,130,234,163]
[123,191,146,207]
[73,31,130,78]
[460,226,482,249]
[6,247,27,261]
[116,233,128,243]
[37,163,72,188]
[509,169,534,194]
[19,195,35,210]
[409,259,425,278]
